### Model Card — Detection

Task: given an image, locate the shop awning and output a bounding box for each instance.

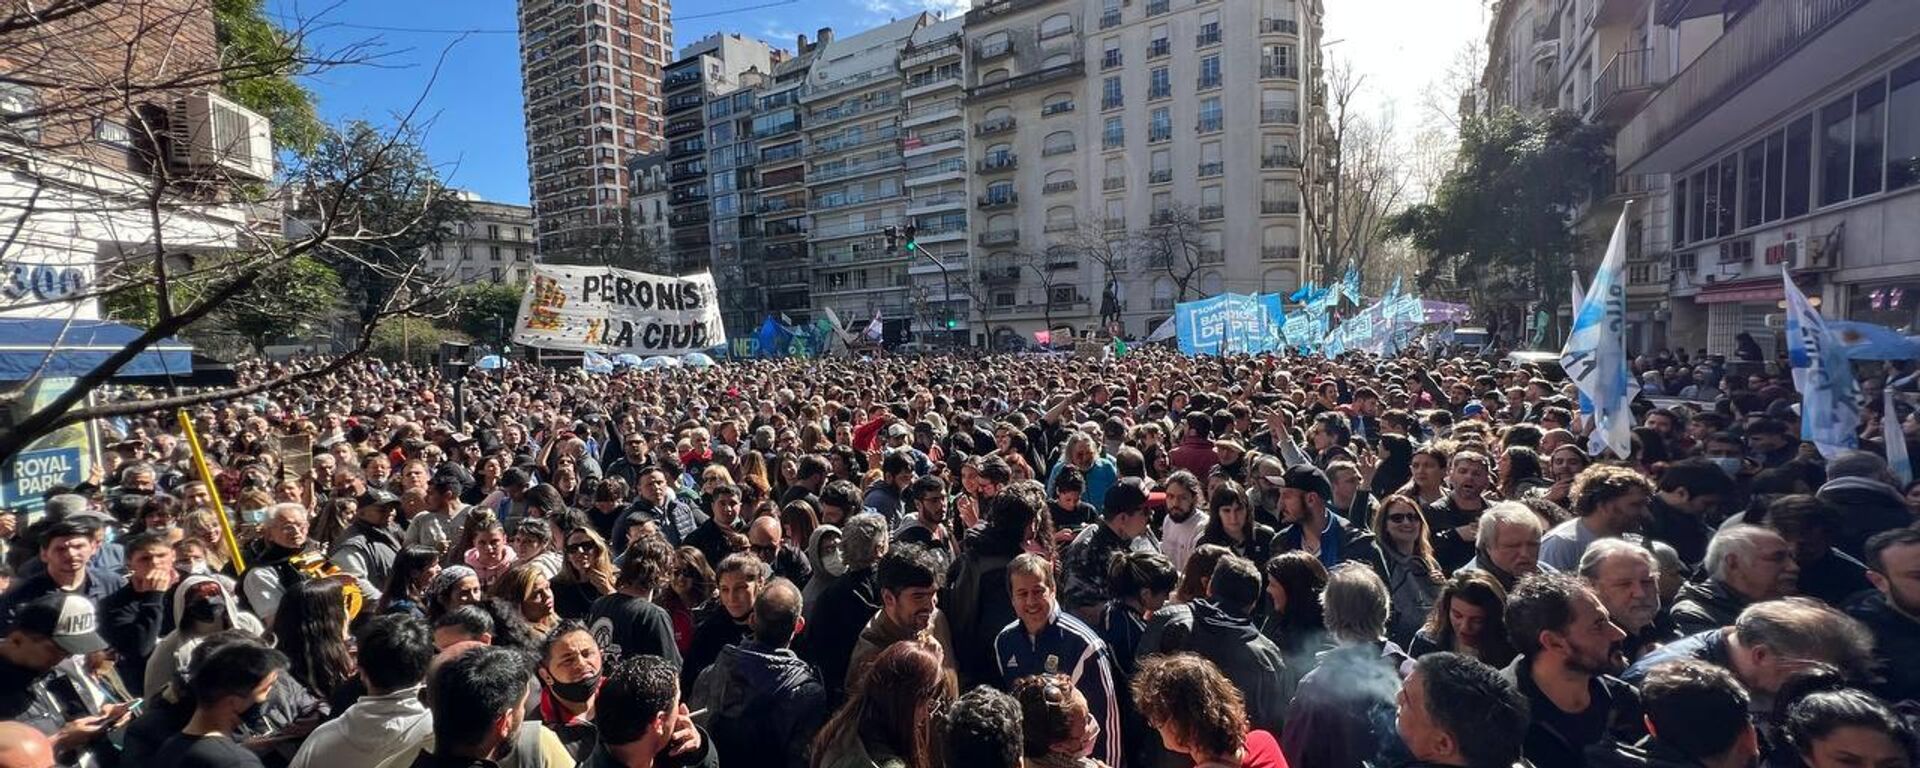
[0,318,193,382]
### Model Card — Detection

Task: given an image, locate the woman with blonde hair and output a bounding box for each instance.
[490,561,558,635]
[551,527,616,619]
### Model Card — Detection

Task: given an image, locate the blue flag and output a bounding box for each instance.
[1784,268,1860,459]
[1886,384,1912,485]
[1560,207,1637,459]
[1828,321,1920,361]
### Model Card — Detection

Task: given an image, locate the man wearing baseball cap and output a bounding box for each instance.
[0,593,127,750]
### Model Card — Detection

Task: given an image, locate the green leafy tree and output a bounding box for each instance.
[303,120,471,330]
[1387,108,1611,314]
[445,281,524,347]
[215,0,325,155]
[371,317,468,365]
[216,256,342,353]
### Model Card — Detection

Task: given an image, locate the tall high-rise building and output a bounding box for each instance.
[964,0,1326,346]
[516,0,673,262]
[663,34,783,280]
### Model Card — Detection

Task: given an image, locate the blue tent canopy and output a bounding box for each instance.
[0,318,193,382]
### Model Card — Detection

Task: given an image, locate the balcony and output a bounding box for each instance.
[757,195,805,214]
[903,127,965,156]
[973,39,1015,61]
[1148,39,1171,58]
[1196,117,1223,133]
[1198,205,1224,220]
[665,118,702,137]
[1262,245,1301,261]
[1100,9,1121,28]
[907,192,968,215]
[1146,0,1169,14]
[1042,141,1077,156]
[905,158,968,185]
[915,221,969,243]
[1104,217,1128,232]
[981,261,1022,283]
[807,66,896,100]
[810,157,902,183]
[1592,48,1661,125]
[1620,0,1889,173]
[1261,107,1299,125]
[814,127,900,155]
[1195,27,1222,47]
[1101,96,1124,111]
[1197,75,1222,91]
[764,220,810,240]
[764,243,809,262]
[667,141,706,160]
[1262,152,1301,169]
[667,93,705,114]
[760,143,804,166]
[1103,177,1125,191]
[1262,60,1300,80]
[1533,14,1560,43]
[1197,249,1225,264]
[901,39,962,70]
[664,68,702,90]
[1043,179,1077,194]
[978,229,1021,246]
[668,209,709,227]
[1042,100,1076,116]
[904,70,963,98]
[1594,0,1646,26]
[976,153,1018,174]
[809,97,896,127]
[903,98,962,127]
[1198,161,1224,177]
[1261,18,1299,34]
[1262,199,1301,214]
[978,192,1019,210]
[1148,128,1171,143]
[970,60,1083,104]
[1102,51,1124,70]
[1149,83,1171,100]
[1149,169,1172,184]
[668,164,706,182]
[974,116,1016,136]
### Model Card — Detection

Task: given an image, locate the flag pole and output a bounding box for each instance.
[176,409,248,573]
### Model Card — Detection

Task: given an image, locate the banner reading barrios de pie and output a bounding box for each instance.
[511,264,726,356]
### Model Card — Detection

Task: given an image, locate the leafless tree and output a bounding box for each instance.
[0,1,460,461]
[1131,205,1208,302]
[1016,247,1073,338]
[1059,219,1131,324]
[1297,61,1411,292]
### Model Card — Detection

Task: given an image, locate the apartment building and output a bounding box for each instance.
[517,0,672,262]
[900,20,974,346]
[964,0,1325,347]
[1484,0,1920,356]
[427,194,537,286]
[803,16,939,336]
[628,153,673,269]
[753,53,819,326]
[663,34,782,277]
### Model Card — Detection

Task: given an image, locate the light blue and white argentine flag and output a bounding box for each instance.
[1560,207,1636,458]
[1783,267,1859,459]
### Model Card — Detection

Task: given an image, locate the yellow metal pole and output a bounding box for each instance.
[176,409,247,574]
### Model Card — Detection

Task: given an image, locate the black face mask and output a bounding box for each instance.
[241,698,270,731]
[184,599,226,628]
[547,672,599,703]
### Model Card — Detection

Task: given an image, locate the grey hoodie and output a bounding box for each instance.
[287,685,432,768]
[142,573,266,697]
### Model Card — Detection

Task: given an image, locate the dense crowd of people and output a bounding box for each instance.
[1,344,1918,768]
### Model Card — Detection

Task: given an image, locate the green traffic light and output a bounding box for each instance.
[905,241,918,252]
[945,318,956,329]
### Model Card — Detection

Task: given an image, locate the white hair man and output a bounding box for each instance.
[1671,525,1799,636]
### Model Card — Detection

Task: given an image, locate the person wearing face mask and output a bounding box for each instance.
[1643,460,1732,569]
[144,574,267,699]
[151,639,290,768]
[535,621,605,760]
[1012,673,1107,768]
[240,504,318,623]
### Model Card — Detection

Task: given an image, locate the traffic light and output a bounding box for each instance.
[944,312,956,330]
[903,224,919,253]
[883,226,899,252]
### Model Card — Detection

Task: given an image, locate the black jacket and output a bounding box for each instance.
[1503,655,1644,768]
[1817,477,1913,560]
[1425,495,1486,573]
[98,582,169,696]
[688,641,828,768]
[1585,738,1712,768]
[1669,579,1747,637]
[1848,590,1920,703]
[1276,513,1389,580]
[1643,496,1711,569]
[797,565,879,702]
[944,533,1020,687]
[1180,601,1293,735]
[683,606,750,692]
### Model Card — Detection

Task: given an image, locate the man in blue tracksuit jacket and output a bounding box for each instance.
[994,552,1124,768]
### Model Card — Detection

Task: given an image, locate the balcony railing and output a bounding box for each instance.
[1148,128,1171,143]
[1262,245,1301,261]
[1261,18,1299,34]
[814,127,900,154]
[809,96,896,124]
[1042,100,1076,116]
[969,60,1085,100]
[1262,199,1302,214]
[907,191,968,211]
[1593,48,1660,122]
[1619,0,1870,171]
[1262,61,1300,79]
[976,153,1018,173]
[810,157,902,183]
[1197,75,1222,90]
[903,98,961,122]
[904,70,962,92]
[1104,218,1128,232]
[1100,9,1121,28]
[1149,169,1172,184]
[1042,141,1077,156]
[807,66,896,99]
[1198,205,1224,220]
[1197,249,1225,264]
[977,192,1019,209]
[1261,107,1299,125]
[1196,27,1221,46]
[761,144,804,164]
[1103,177,1125,191]
[1196,118,1223,133]
[1262,152,1301,169]
[903,127,965,151]
[1101,96,1124,110]
[1198,161,1224,177]
[1148,39,1171,58]
[974,116,1016,136]
[974,39,1014,61]
[1146,0,1169,14]
[905,158,967,182]
[901,40,962,70]
[1102,51,1124,70]
[978,229,1020,246]
[1043,180,1077,194]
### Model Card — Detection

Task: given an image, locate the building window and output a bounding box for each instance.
[1890,58,1920,192]
[1819,95,1853,207]
[490,245,502,261]
[1103,38,1122,70]
[1149,67,1171,100]
[1741,139,1765,231]
[1040,13,1074,39]
[1197,97,1223,133]
[92,119,131,148]
[1672,176,1688,247]
[1104,116,1125,148]
[1102,77,1124,110]
[1149,108,1171,143]
[1854,79,1887,198]
[1198,55,1222,89]
[1785,115,1813,218]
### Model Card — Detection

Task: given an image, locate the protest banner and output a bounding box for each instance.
[512,265,727,356]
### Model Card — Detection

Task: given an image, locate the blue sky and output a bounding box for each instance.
[270,0,1482,206]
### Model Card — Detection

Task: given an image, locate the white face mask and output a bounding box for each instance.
[1710,456,1742,478]
[821,551,847,578]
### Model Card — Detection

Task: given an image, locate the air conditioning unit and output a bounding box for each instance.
[1764,313,1784,329]
[167,91,273,182]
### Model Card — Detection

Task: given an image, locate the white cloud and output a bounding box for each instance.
[863,0,971,20]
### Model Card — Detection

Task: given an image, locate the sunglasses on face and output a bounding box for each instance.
[567,541,599,555]
[1387,513,1420,524]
